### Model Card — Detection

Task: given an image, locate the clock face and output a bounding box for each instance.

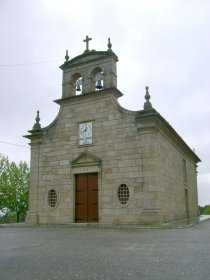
[79,122,92,145]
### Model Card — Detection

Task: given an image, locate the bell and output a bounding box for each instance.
[96,80,103,90]
[76,84,81,91]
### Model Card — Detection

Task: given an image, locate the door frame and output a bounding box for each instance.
[71,152,102,223]
[75,173,99,223]
[185,189,190,219]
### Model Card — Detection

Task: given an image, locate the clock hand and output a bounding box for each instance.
[82,127,87,133]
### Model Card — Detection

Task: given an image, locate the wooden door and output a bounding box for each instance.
[75,173,98,222]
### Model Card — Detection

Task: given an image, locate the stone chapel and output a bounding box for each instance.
[25,36,200,225]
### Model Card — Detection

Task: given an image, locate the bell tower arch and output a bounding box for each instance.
[60,36,118,98]
[90,67,103,91]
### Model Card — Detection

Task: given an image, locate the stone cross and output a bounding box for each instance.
[83,35,92,51]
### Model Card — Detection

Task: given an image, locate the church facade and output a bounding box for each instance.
[25,37,200,225]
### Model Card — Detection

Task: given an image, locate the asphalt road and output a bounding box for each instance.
[0,221,210,280]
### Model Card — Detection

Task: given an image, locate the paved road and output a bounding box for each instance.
[0,221,210,280]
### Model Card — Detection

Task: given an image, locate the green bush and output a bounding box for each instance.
[0,211,26,224]
[203,206,210,215]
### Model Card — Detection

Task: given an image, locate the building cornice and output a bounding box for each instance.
[136,110,201,163]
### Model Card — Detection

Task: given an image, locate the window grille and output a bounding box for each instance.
[48,189,57,208]
[118,184,130,205]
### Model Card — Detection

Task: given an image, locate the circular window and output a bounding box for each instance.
[48,189,57,208]
[118,184,130,205]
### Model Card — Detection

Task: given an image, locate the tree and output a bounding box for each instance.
[0,154,29,223]
[199,205,210,215]
[203,205,210,215]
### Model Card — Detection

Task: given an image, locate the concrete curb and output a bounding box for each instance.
[1,216,209,229]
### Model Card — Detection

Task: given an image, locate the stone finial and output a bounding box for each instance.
[107,38,112,52]
[32,111,41,131]
[65,50,69,62]
[143,86,153,111]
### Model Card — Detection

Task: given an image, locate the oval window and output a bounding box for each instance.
[48,189,57,208]
[118,184,130,205]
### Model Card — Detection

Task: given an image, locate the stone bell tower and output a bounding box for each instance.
[60,36,118,98]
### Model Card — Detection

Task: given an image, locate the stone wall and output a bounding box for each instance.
[155,127,199,222]
[26,88,199,225]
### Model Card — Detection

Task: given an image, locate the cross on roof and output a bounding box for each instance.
[83,35,92,52]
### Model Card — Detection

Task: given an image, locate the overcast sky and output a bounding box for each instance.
[0,0,209,206]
